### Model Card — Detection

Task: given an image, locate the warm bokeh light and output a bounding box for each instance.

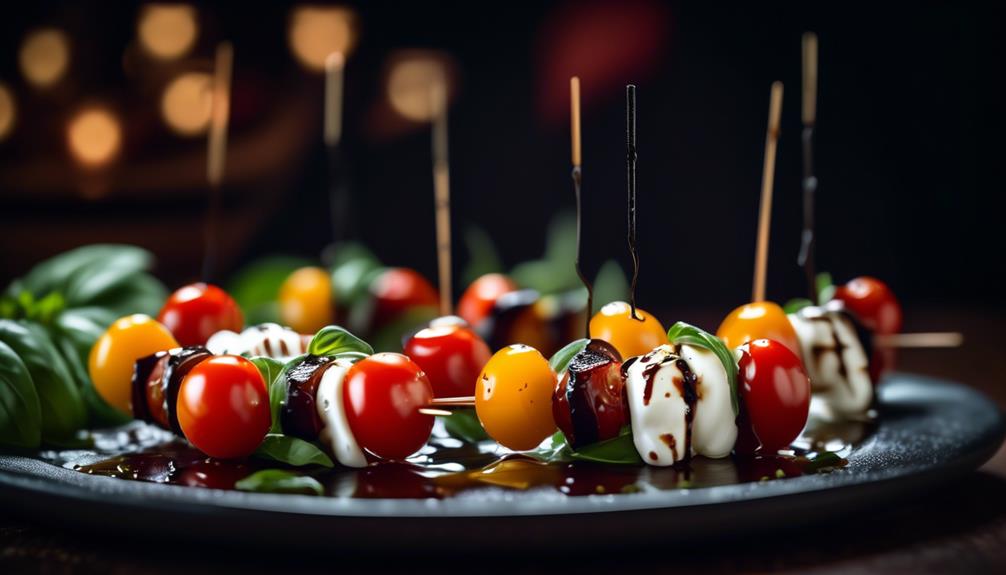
[67,107,122,168]
[138,4,198,60]
[0,84,15,141]
[161,72,212,136]
[288,5,357,71]
[386,52,452,122]
[19,28,71,88]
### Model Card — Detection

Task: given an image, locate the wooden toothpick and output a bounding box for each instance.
[752,81,783,303]
[203,42,233,282]
[431,77,452,316]
[324,52,345,147]
[570,76,591,337]
[875,332,964,349]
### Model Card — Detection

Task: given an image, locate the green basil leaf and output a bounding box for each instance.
[0,340,42,448]
[308,325,373,357]
[783,298,814,314]
[569,425,643,465]
[548,338,588,374]
[524,427,643,466]
[51,311,132,425]
[227,256,315,325]
[441,408,489,443]
[666,321,739,416]
[524,430,573,463]
[254,434,334,468]
[250,356,285,389]
[74,272,166,318]
[0,320,87,440]
[816,272,835,305]
[21,245,153,299]
[235,469,324,495]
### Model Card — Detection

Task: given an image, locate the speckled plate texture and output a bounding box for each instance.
[1,373,1003,551]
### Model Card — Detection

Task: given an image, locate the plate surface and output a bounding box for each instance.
[1,373,1003,551]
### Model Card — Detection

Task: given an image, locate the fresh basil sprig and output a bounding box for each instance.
[783,298,814,314]
[1,245,166,444]
[816,272,835,305]
[666,322,739,416]
[308,325,373,358]
[235,469,324,495]
[548,338,588,374]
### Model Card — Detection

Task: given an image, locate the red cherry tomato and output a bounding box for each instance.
[370,268,439,329]
[457,273,518,327]
[343,353,435,460]
[831,276,902,335]
[158,283,244,347]
[403,323,492,398]
[736,339,810,452]
[176,355,270,459]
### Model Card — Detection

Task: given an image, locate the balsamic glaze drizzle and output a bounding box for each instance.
[626,85,642,321]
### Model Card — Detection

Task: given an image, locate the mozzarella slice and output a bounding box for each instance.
[316,359,368,468]
[206,323,308,362]
[788,307,873,418]
[624,344,737,466]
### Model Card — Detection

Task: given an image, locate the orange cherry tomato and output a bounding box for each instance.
[403,323,492,398]
[278,266,335,335]
[343,353,435,460]
[716,302,801,359]
[589,301,667,359]
[475,344,557,451]
[176,355,271,459]
[831,276,903,335]
[457,273,518,327]
[89,314,179,414]
[158,283,243,346]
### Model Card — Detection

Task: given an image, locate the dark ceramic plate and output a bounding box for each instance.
[0,373,1002,551]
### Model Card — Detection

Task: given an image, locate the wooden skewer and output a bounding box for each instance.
[431,77,452,317]
[752,81,784,303]
[202,42,233,282]
[570,76,591,337]
[875,332,964,349]
[428,396,476,407]
[418,408,454,417]
[802,33,818,126]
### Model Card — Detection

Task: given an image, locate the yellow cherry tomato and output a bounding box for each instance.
[88,314,179,414]
[278,266,335,335]
[475,344,557,451]
[589,301,667,359]
[716,301,801,359]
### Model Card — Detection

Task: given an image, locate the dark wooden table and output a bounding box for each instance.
[2,307,1004,574]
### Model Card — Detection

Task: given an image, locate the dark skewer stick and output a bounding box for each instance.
[325,52,350,242]
[626,85,642,321]
[431,78,452,317]
[798,32,819,301]
[570,76,592,338]
[202,42,233,283]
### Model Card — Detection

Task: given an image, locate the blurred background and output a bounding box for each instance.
[1,1,1002,312]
